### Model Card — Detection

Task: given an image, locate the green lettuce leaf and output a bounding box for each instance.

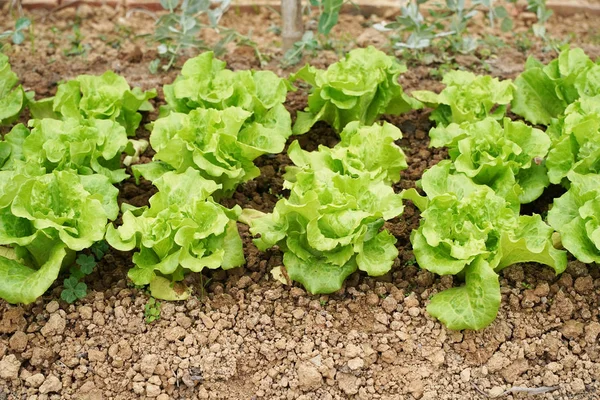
[412,70,513,126]
[30,71,156,135]
[409,164,566,330]
[291,46,421,134]
[1,118,129,183]
[545,96,600,184]
[105,168,245,294]
[135,107,288,197]
[162,51,292,140]
[248,126,405,294]
[548,172,600,263]
[429,118,550,204]
[286,121,407,185]
[0,170,116,304]
[512,47,596,125]
[0,53,26,126]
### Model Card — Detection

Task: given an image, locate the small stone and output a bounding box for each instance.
[344,344,361,359]
[533,282,550,297]
[132,382,145,395]
[79,306,93,320]
[92,312,105,326]
[140,354,159,377]
[571,377,585,393]
[88,349,105,363]
[79,381,95,393]
[39,375,62,394]
[26,373,45,388]
[381,296,398,314]
[9,331,28,352]
[381,349,397,364]
[574,276,594,295]
[336,372,359,395]
[40,314,66,337]
[366,292,379,306]
[347,357,364,370]
[542,371,559,386]
[297,362,322,391]
[404,294,419,308]
[165,326,186,342]
[0,354,21,380]
[146,383,161,397]
[236,276,253,289]
[460,368,471,382]
[199,313,214,329]
[408,307,420,317]
[501,359,529,383]
[561,320,585,339]
[489,386,504,398]
[292,308,306,319]
[176,315,192,329]
[108,340,133,361]
[549,291,574,319]
[157,395,170,400]
[45,301,60,314]
[585,322,600,344]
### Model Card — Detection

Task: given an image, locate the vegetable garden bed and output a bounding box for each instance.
[0,4,600,400]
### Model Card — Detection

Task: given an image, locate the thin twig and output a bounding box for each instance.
[501,385,560,396]
[471,383,489,398]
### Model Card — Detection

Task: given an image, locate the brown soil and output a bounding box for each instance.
[1,4,600,400]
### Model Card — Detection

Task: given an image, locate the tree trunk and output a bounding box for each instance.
[281,0,303,51]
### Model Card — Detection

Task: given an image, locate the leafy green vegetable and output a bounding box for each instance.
[0,170,117,304]
[545,96,600,184]
[105,168,245,297]
[0,119,129,184]
[403,162,566,330]
[162,51,292,138]
[428,118,550,204]
[29,71,156,136]
[245,122,407,294]
[291,46,421,135]
[412,70,514,126]
[512,47,600,125]
[548,172,600,264]
[0,53,27,126]
[133,106,288,197]
[286,121,407,185]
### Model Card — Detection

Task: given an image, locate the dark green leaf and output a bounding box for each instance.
[11,31,24,45]
[76,254,96,275]
[501,17,513,32]
[15,17,31,31]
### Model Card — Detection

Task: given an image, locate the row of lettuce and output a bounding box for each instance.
[0,46,598,331]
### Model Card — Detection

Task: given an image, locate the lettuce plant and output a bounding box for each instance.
[291,46,421,135]
[106,168,245,298]
[429,118,550,204]
[0,170,118,304]
[545,96,600,184]
[512,47,600,125]
[548,172,600,264]
[412,70,514,126]
[403,162,566,330]
[0,119,129,184]
[29,71,156,136]
[162,51,292,138]
[0,53,27,125]
[286,121,407,185]
[133,106,288,197]
[244,122,407,294]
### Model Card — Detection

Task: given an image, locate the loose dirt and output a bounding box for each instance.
[0,4,599,400]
